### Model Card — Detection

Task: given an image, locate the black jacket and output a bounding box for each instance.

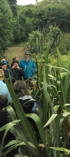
[0,110,8,142]
[19,95,37,113]
[12,68,23,81]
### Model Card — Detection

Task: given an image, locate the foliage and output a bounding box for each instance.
[53,0,70,9]
[32,7,46,30]
[1,2,70,156]
[58,33,70,54]
[42,3,70,32]
[0,0,13,56]
[38,0,70,10]
[14,11,34,43]
[1,47,70,157]
[27,26,70,57]
[14,1,70,44]
[27,30,46,54]
[46,25,62,53]
[1,0,70,53]
[7,0,17,17]
[12,18,21,43]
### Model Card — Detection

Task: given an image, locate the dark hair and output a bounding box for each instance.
[13,57,18,62]
[13,60,19,64]
[0,95,8,109]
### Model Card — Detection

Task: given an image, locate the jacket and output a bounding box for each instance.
[19,95,37,113]
[0,110,8,142]
[12,68,23,81]
[19,59,37,79]
[4,68,13,79]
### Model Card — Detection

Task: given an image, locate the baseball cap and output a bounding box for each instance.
[25,51,30,55]
[1,60,8,65]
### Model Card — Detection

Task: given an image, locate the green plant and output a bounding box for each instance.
[1,47,70,157]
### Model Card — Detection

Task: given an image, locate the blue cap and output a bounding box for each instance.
[1,60,8,65]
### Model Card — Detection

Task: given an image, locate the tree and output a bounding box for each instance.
[0,0,13,55]
[27,30,46,54]
[13,18,21,43]
[7,0,17,16]
[32,8,45,30]
[46,25,62,53]
[17,9,34,42]
[42,3,70,32]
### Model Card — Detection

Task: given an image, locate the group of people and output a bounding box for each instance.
[0,51,37,82]
[0,51,38,156]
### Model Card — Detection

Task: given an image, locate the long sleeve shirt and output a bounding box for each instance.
[0,80,12,102]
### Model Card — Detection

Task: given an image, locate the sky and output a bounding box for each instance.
[17,0,42,5]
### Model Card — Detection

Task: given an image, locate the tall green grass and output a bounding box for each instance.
[1,47,70,157]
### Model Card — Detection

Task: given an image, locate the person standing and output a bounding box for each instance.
[19,51,37,80]
[12,60,23,81]
[11,56,19,68]
[1,58,10,69]
[0,69,12,103]
[1,60,13,82]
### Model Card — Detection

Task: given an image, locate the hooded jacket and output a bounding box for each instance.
[19,95,37,113]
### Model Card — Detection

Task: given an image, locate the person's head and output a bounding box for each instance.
[0,95,8,109]
[13,60,19,68]
[1,60,8,70]
[24,51,30,60]
[1,59,6,62]
[0,69,4,80]
[13,57,18,62]
[14,80,30,97]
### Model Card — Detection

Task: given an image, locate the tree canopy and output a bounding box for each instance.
[7,0,17,16]
[0,0,70,55]
[0,0,13,55]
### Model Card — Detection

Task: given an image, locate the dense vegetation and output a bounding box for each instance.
[1,48,70,157]
[0,0,70,56]
[1,1,70,157]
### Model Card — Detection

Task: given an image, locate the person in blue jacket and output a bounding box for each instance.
[19,51,37,80]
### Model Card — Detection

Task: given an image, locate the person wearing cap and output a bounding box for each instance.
[1,60,13,82]
[0,69,12,102]
[19,51,37,80]
[1,59,10,69]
